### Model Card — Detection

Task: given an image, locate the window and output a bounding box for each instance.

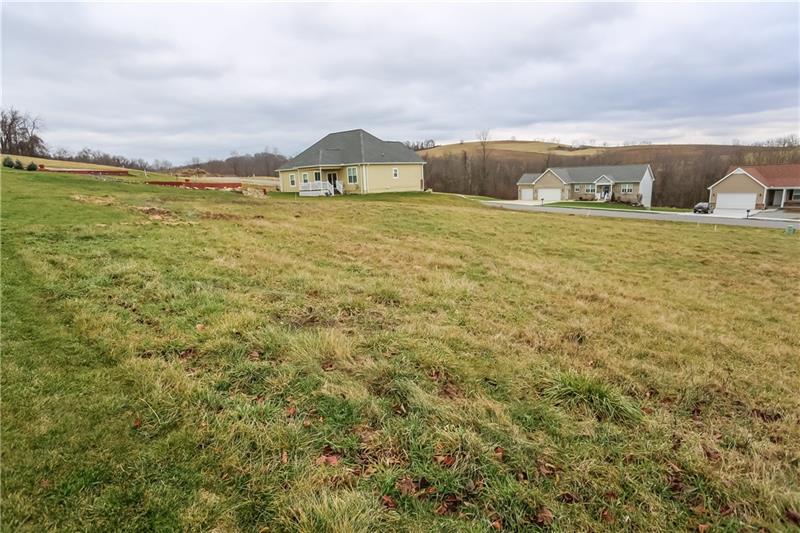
[392,168,399,179]
[314,171,321,181]
[289,174,296,186]
[793,189,800,200]
[585,184,595,193]
[302,172,309,183]
[347,167,358,184]
[574,185,581,192]
[621,183,634,194]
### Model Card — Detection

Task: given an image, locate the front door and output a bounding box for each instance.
[599,185,611,200]
[327,172,337,187]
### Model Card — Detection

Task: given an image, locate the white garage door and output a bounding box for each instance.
[537,188,561,202]
[715,193,756,217]
[520,188,533,201]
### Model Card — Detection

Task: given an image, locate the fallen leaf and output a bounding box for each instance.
[395,477,416,496]
[697,524,710,532]
[285,406,297,417]
[322,361,334,371]
[538,462,557,476]
[600,508,615,523]
[691,504,707,515]
[703,444,721,462]
[133,417,142,429]
[603,491,618,502]
[558,492,579,504]
[39,479,51,489]
[433,454,455,467]
[248,351,261,361]
[535,507,554,526]
[786,508,800,525]
[280,450,288,464]
[381,495,397,509]
[195,323,205,332]
[491,519,503,530]
[493,446,505,462]
[315,454,340,466]
[434,503,449,515]
[302,419,312,427]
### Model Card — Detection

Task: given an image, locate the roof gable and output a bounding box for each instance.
[728,164,800,188]
[542,164,650,184]
[278,129,424,170]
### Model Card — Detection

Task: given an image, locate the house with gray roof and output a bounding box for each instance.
[517,164,655,207]
[277,129,425,195]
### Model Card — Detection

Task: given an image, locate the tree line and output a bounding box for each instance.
[1,107,286,175]
[422,136,800,207]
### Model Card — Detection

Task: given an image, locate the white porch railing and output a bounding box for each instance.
[299,181,334,196]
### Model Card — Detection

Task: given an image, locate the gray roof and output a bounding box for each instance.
[517,164,651,185]
[277,129,424,170]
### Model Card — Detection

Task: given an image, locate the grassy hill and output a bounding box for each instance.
[2,168,799,531]
[419,141,800,207]
[1,154,174,182]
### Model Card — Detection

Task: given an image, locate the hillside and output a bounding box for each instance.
[1,154,176,182]
[419,141,800,207]
[3,167,799,530]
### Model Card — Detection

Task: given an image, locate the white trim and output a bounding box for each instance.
[530,168,567,185]
[277,161,425,172]
[347,166,358,184]
[593,174,615,184]
[707,168,768,190]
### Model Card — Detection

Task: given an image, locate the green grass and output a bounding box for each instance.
[3,168,799,531]
[546,201,690,212]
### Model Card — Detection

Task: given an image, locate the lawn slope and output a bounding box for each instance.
[2,168,799,531]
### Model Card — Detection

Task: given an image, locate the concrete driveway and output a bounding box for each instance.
[482,201,798,229]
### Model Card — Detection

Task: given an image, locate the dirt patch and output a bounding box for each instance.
[70,194,116,205]
[132,206,176,221]
[198,212,242,220]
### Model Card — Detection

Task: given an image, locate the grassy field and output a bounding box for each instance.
[2,168,799,531]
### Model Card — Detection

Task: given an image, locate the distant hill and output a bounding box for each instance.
[1,154,171,181]
[419,141,800,207]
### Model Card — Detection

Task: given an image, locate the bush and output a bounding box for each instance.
[13,160,23,170]
[2,156,13,168]
[26,161,38,171]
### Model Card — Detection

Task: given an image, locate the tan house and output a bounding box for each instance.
[707,164,800,214]
[517,164,655,207]
[277,129,425,195]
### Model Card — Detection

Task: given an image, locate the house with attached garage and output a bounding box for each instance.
[707,164,800,215]
[277,129,425,196]
[517,164,655,208]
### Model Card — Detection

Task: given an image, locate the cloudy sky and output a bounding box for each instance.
[2,2,798,163]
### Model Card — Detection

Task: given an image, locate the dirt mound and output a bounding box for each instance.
[70,194,116,205]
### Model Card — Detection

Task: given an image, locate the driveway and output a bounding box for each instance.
[482,201,798,229]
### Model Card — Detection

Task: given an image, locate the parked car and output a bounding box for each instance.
[693,202,711,214]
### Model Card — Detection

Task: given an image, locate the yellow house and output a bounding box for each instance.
[277,129,425,195]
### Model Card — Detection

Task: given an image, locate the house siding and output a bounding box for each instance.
[708,171,766,208]
[362,163,424,194]
[279,165,383,194]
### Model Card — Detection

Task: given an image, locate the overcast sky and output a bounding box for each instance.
[2,2,798,163]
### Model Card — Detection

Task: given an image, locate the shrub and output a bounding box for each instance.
[2,156,13,168]
[13,160,23,170]
[26,161,38,171]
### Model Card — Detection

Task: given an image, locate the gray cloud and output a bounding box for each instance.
[2,2,797,163]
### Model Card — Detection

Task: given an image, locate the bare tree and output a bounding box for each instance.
[1,107,48,156]
[477,129,491,194]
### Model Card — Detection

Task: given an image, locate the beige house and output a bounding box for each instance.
[277,129,425,195]
[707,164,800,214]
[517,164,655,207]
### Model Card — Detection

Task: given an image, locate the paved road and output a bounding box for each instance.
[481,201,798,229]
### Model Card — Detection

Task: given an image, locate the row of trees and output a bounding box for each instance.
[1,107,287,175]
[422,135,800,207]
